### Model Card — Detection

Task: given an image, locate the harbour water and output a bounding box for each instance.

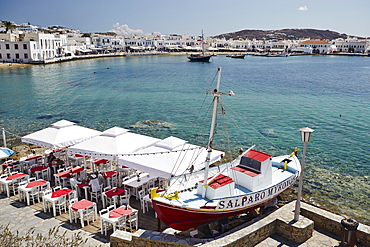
[1,54,370,224]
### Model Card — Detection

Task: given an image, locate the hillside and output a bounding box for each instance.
[212,28,351,40]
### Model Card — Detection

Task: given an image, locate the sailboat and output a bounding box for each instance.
[150,66,301,231]
[187,31,212,62]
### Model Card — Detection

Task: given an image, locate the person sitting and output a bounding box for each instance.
[89,174,101,193]
[47,152,56,164]
[98,173,105,186]
[69,172,81,188]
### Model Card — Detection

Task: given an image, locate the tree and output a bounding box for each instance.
[1,20,16,33]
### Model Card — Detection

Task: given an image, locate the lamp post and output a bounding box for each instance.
[2,128,6,148]
[294,127,314,222]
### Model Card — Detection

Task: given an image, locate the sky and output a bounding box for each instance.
[1,0,369,38]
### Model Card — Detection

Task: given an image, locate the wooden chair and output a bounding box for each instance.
[126,210,138,232]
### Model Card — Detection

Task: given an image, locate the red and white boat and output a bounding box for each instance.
[151,67,301,231]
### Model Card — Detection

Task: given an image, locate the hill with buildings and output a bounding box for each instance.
[212,29,353,40]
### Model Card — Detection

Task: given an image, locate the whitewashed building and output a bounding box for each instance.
[333,38,369,53]
[299,40,332,54]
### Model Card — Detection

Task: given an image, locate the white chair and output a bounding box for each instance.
[28,177,36,182]
[68,190,78,204]
[29,186,40,204]
[54,174,61,187]
[119,191,130,207]
[138,190,148,213]
[99,208,111,235]
[91,187,102,202]
[41,168,49,181]
[116,215,127,231]
[107,204,115,212]
[82,204,96,226]
[68,198,79,223]
[53,185,61,192]
[55,194,67,215]
[110,173,118,187]
[126,210,138,232]
[57,168,65,173]
[35,171,42,180]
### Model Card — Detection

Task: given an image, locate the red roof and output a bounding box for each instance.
[231,166,260,177]
[300,40,330,44]
[245,150,271,162]
[199,174,234,189]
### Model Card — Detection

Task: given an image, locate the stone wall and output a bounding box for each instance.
[111,201,370,247]
[301,202,370,246]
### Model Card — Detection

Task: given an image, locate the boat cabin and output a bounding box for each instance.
[197,174,235,200]
[230,150,272,191]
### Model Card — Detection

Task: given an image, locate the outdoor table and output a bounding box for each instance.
[102,187,125,208]
[0,173,28,197]
[101,171,118,187]
[55,166,84,178]
[94,159,111,171]
[68,154,86,166]
[69,199,97,227]
[43,188,72,216]
[77,180,90,199]
[100,205,135,234]
[20,155,43,169]
[18,180,49,205]
[29,165,48,174]
[2,161,20,172]
[122,173,153,199]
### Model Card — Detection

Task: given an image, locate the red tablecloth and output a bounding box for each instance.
[77,181,90,188]
[101,171,118,178]
[25,155,42,161]
[30,166,48,174]
[51,188,72,198]
[94,159,108,164]
[53,148,65,153]
[6,173,26,181]
[105,187,125,198]
[25,180,47,188]
[71,199,93,211]
[109,207,132,218]
[55,167,84,178]
[75,154,88,157]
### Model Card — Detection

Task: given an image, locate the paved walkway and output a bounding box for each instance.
[0,195,109,247]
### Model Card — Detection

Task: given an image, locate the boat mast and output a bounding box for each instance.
[201,30,205,56]
[202,66,222,197]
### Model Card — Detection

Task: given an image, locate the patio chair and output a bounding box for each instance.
[82,204,96,226]
[68,198,79,223]
[99,208,112,235]
[53,185,61,192]
[68,190,78,204]
[29,186,41,204]
[28,177,36,182]
[119,191,130,207]
[41,168,49,181]
[126,210,138,232]
[55,194,67,215]
[116,214,127,231]
[138,190,148,213]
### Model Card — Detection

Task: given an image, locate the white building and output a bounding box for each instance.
[299,40,332,54]
[333,38,369,53]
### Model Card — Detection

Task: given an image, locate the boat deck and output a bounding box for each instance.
[162,155,300,208]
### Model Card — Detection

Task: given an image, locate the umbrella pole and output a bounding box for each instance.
[2,128,7,148]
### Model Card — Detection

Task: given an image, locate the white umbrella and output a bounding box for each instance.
[68,126,161,161]
[21,120,102,149]
[0,147,16,159]
[118,136,225,179]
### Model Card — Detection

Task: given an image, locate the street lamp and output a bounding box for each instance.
[294,127,314,221]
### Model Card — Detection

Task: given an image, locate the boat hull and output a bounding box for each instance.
[152,195,277,231]
[187,55,212,62]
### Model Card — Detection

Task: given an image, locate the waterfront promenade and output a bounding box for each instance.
[2,191,365,247]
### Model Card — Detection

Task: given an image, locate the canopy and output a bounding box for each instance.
[118,136,225,179]
[21,120,102,149]
[68,126,160,161]
[0,147,16,159]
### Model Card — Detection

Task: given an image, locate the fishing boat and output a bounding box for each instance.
[188,31,212,62]
[230,54,246,58]
[151,67,301,231]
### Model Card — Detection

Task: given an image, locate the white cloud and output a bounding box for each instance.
[298,6,308,11]
[110,23,144,36]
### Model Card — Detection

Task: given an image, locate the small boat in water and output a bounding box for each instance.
[230,54,245,59]
[151,67,301,231]
[188,31,212,62]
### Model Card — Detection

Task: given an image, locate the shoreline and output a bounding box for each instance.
[0,51,368,69]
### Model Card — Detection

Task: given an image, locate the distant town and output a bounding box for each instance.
[1,21,369,64]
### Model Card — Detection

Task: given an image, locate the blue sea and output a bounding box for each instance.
[1,54,370,223]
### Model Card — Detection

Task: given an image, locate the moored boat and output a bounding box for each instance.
[188,31,212,62]
[150,66,301,231]
[230,54,245,58]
